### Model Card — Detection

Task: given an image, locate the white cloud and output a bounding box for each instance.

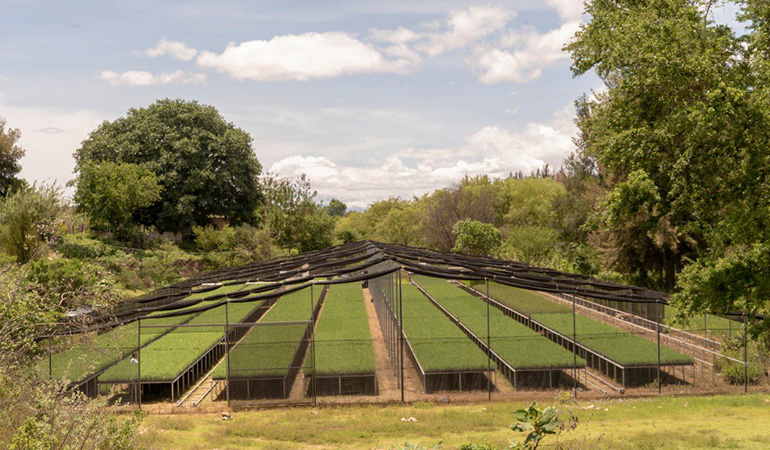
[143,38,198,61]
[474,20,580,84]
[367,26,420,44]
[0,98,104,192]
[417,5,515,56]
[269,103,577,208]
[100,70,206,86]
[196,32,416,81]
[544,0,584,22]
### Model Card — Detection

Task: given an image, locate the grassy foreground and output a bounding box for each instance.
[139,393,770,449]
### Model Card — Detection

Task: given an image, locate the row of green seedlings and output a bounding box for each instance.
[307,282,376,377]
[413,275,586,375]
[42,282,248,385]
[479,282,694,367]
[211,285,323,399]
[397,280,490,392]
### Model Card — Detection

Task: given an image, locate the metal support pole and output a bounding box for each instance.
[225,301,231,407]
[137,318,142,410]
[572,292,578,396]
[399,270,404,403]
[656,300,661,395]
[311,284,317,405]
[48,336,52,379]
[486,278,491,400]
[743,312,748,394]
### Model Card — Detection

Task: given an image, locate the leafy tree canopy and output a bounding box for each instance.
[324,198,347,217]
[260,173,334,252]
[74,99,263,235]
[0,117,26,197]
[452,218,502,257]
[567,0,770,290]
[73,162,161,242]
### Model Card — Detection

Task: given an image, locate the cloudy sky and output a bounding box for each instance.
[0,0,741,208]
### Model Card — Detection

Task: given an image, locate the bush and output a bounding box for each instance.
[57,233,114,259]
[193,224,280,269]
[0,184,64,263]
[717,337,763,385]
[26,257,118,309]
[452,219,502,256]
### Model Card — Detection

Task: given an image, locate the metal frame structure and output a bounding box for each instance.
[43,241,758,407]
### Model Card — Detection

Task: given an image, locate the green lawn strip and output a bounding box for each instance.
[99,287,264,383]
[533,313,694,366]
[414,276,584,370]
[213,287,321,380]
[400,282,489,373]
[308,282,376,376]
[43,283,250,382]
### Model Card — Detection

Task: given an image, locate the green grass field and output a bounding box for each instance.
[400,282,490,373]
[44,283,249,382]
[99,284,266,382]
[310,282,376,376]
[139,393,770,449]
[414,276,585,370]
[213,286,322,380]
[534,313,694,366]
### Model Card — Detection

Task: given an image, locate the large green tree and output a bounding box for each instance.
[0,118,26,197]
[74,99,263,235]
[260,173,334,252]
[73,162,162,242]
[568,0,770,290]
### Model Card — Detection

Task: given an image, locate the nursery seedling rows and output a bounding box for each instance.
[310,282,376,376]
[46,283,248,383]
[533,313,694,366]
[399,281,489,373]
[213,286,322,380]
[413,276,585,369]
[480,282,693,366]
[99,284,265,382]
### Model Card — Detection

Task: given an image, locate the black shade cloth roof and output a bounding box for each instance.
[47,240,674,336]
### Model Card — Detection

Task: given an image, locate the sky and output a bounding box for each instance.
[0,0,743,209]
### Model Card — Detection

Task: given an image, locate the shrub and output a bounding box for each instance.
[717,337,763,385]
[194,224,280,269]
[57,233,114,259]
[0,184,64,263]
[452,219,502,256]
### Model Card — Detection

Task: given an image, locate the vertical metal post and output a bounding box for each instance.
[311,284,317,405]
[703,314,708,341]
[225,301,231,407]
[399,269,404,403]
[572,292,578,396]
[486,278,491,399]
[48,335,52,379]
[656,300,661,395]
[137,318,142,410]
[743,312,748,394]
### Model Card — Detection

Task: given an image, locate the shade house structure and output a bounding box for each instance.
[41,240,748,408]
